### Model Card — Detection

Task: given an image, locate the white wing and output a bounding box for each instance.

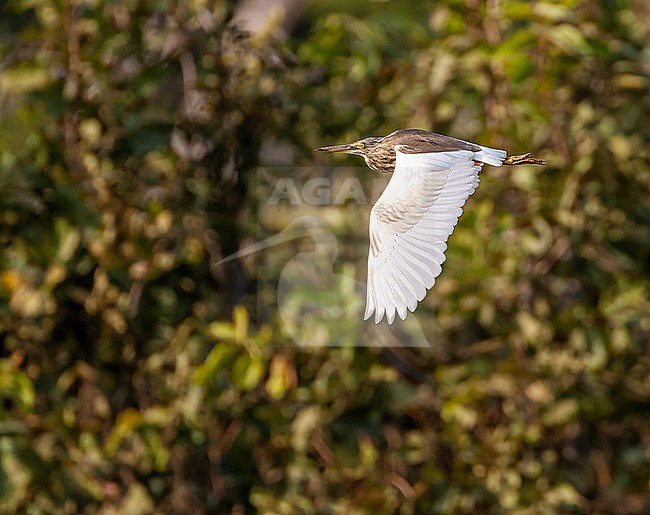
[365,146,506,324]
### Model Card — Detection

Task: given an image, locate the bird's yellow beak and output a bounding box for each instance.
[315,143,356,153]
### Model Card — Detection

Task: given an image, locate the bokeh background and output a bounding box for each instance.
[1,0,649,513]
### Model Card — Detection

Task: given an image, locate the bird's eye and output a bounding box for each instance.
[354,141,365,149]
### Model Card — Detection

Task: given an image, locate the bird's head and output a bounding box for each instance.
[315,137,383,157]
[316,136,396,173]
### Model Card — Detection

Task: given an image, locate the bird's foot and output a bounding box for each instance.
[504,153,546,166]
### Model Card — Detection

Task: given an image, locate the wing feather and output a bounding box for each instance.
[365,148,494,323]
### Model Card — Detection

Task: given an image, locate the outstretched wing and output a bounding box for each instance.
[365,146,504,324]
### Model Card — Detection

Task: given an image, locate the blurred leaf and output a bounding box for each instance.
[232,353,265,391]
[105,408,143,456]
[0,359,35,414]
[265,354,296,399]
[193,344,236,385]
[548,24,592,56]
[542,399,579,427]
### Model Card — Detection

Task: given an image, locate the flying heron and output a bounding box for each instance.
[316,128,545,324]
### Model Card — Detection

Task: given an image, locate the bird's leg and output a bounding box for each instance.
[503,153,545,166]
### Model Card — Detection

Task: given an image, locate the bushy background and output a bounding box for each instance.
[1,0,649,513]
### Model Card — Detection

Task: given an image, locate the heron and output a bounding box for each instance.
[316,128,545,324]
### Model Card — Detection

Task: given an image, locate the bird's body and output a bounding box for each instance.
[316,128,544,324]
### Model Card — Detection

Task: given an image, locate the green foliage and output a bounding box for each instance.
[0,0,649,513]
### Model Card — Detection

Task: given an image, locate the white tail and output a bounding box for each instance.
[473,145,507,167]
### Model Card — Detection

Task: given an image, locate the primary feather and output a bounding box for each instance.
[364,149,500,323]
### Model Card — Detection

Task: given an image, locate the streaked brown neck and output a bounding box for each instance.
[364,148,396,173]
